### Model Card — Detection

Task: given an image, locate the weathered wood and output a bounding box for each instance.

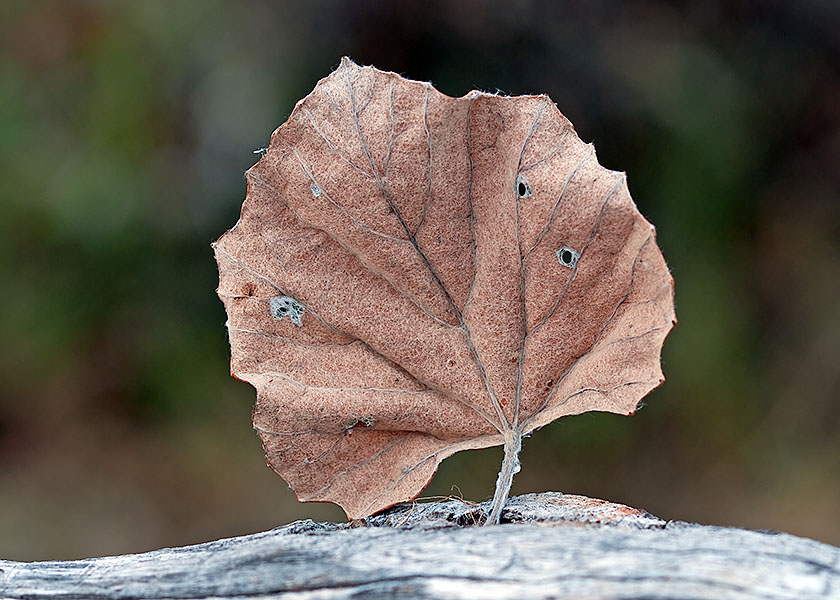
[1,493,838,599]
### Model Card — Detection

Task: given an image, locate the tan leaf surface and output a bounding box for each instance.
[213,58,675,520]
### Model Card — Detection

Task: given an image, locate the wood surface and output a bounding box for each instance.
[2,492,838,599]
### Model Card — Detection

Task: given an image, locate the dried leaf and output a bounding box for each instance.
[213,58,675,521]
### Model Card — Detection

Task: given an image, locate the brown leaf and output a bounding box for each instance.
[213,57,675,522]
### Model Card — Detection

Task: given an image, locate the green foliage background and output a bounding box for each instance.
[1,1,838,559]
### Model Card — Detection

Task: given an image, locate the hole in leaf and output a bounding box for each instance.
[515,175,531,198]
[556,246,579,269]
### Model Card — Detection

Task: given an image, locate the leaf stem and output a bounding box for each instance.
[484,430,522,526]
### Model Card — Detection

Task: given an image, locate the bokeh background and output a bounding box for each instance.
[2,0,839,560]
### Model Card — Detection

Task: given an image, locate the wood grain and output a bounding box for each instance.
[2,493,837,600]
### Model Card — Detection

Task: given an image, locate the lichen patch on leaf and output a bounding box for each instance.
[269,296,305,326]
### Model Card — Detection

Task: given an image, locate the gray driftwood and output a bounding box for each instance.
[2,493,838,600]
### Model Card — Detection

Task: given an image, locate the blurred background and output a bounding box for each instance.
[1,0,839,560]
